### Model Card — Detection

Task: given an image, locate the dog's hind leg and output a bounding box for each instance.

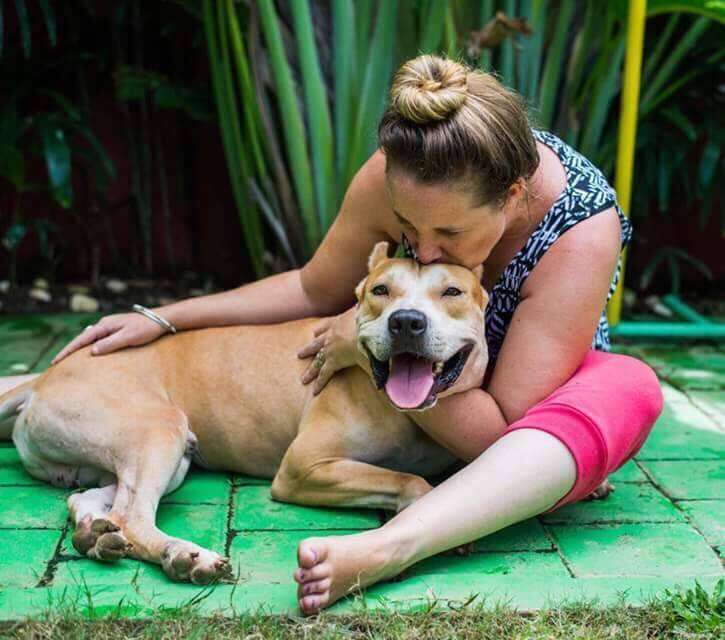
[103,418,230,584]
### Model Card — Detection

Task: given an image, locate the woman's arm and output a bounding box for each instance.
[410,208,622,460]
[52,150,394,362]
[161,150,393,329]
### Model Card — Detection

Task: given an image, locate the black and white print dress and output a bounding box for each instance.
[403,128,632,364]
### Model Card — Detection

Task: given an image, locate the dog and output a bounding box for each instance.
[0,242,488,584]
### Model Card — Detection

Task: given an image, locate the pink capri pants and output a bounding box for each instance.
[501,350,664,513]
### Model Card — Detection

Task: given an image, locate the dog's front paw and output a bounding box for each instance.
[161,541,232,584]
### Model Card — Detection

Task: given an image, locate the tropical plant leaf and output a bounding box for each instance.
[290,0,336,233]
[15,0,31,58]
[648,0,725,24]
[0,144,24,188]
[37,118,72,208]
[38,0,57,47]
[257,0,318,251]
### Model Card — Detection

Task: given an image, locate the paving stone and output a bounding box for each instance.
[0,485,71,528]
[678,500,724,548]
[233,485,380,531]
[156,503,228,552]
[636,385,724,460]
[640,460,724,500]
[637,345,725,391]
[407,549,569,581]
[541,483,684,524]
[233,474,272,486]
[59,503,228,559]
[229,531,342,583]
[0,529,62,588]
[610,460,649,483]
[53,557,170,588]
[0,316,58,375]
[161,470,233,505]
[688,390,725,430]
[0,447,41,485]
[473,518,553,552]
[550,522,722,577]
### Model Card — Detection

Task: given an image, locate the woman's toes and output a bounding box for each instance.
[299,577,331,597]
[297,538,326,570]
[300,591,330,615]
[294,562,330,585]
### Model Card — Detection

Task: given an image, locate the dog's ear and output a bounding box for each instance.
[354,276,367,304]
[367,241,390,272]
[472,263,484,282]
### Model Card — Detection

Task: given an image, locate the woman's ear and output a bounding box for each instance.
[368,241,390,272]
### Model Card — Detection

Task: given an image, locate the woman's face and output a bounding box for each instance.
[385,168,508,270]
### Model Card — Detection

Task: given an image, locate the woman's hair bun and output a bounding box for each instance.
[389,54,469,124]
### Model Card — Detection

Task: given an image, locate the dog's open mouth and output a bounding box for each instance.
[366,344,473,410]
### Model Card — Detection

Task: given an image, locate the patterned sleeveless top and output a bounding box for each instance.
[402,128,633,363]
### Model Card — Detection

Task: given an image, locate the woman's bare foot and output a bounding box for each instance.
[293,529,410,615]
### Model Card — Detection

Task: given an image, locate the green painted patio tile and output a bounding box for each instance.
[0,485,71,528]
[550,522,722,578]
[472,518,553,552]
[636,384,724,460]
[61,503,230,558]
[53,557,171,588]
[678,500,724,548]
[0,529,62,588]
[637,345,725,391]
[156,503,228,552]
[541,483,684,524]
[354,575,724,614]
[407,549,569,582]
[229,531,326,583]
[161,469,232,505]
[688,390,725,430]
[0,447,41,485]
[233,485,380,531]
[609,460,649,483]
[0,316,58,375]
[640,460,724,500]
[233,474,272,486]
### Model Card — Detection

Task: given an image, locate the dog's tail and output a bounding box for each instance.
[0,379,36,441]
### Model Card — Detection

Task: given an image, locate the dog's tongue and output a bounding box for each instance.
[385,354,434,409]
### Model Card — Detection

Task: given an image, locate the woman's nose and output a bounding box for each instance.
[415,238,443,264]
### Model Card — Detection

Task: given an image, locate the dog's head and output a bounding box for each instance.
[355,241,489,411]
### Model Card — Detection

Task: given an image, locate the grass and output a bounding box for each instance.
[0,579,721,639]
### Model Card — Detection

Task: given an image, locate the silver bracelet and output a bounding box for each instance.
[131,304,177,334]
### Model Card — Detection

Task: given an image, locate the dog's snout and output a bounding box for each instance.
[388,309,427,338]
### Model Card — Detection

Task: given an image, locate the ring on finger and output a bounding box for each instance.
[313,348,325,368]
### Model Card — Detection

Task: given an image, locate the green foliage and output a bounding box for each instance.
[204,1,721,274]
[662,578,724,634]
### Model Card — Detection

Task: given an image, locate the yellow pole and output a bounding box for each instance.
[607,0,647,327]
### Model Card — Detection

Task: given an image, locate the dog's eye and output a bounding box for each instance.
[443,287,463,297]
[372,285,389,296]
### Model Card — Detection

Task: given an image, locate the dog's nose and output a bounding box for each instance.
[388,309,427,338]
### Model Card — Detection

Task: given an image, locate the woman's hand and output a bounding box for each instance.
[297,306,360,395]
[50,312,168,365]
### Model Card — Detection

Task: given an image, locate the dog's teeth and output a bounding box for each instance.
[433,361,444,374]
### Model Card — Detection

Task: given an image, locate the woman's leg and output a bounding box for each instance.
[294,428,576,614]
[293,351,664,614]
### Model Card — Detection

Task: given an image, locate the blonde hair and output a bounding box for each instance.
[378,54,539,208]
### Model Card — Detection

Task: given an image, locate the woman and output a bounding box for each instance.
[11,55,663,613]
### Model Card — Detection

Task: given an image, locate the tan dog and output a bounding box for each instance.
[0,243,488,584]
